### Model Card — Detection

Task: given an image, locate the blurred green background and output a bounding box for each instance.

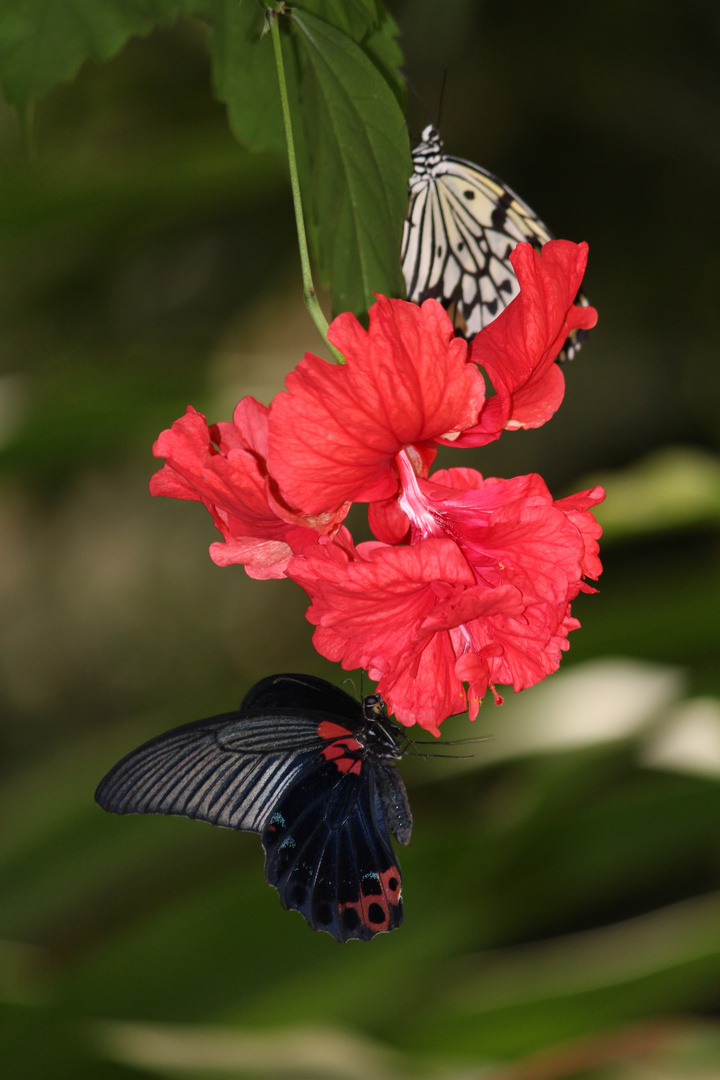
[2,2,720,1077]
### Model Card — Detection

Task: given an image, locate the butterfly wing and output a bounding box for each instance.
[240,672,363,722]
[94,708,329,832]
[262,757,404,942]
[402,126,588,360]
[95,675,407,942]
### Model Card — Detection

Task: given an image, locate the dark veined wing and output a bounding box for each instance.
[240,672,364,726]
[95,674,410,942]
[94,707,331,834]
[402,124,588,361]
[262,755,404,942]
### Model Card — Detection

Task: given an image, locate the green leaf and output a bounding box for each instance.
[582,446,720,542]
[0,0,410,321]
[0,0,180,110]
[298,0,381,41]
[361,5,405,108]
[187,0,287,157]
[291,9,411,317]
[295,1,405,106]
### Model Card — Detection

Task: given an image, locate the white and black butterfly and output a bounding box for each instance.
[401,124,587,362]
[95,673,411,942]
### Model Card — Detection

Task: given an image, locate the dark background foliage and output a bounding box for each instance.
[1,1,720,1077]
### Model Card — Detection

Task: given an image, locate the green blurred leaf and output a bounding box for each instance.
[292,9,411,316]
[583,446,720,542]
[94,1018,415,1080]
[0,710,237,940]
[0,1002,156,1080]
[0,0,180,110]
[567,557,720,678]
[402,891,720,1060]
[1,0,410,324]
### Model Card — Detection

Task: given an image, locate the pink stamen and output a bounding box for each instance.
[396,450,441,540]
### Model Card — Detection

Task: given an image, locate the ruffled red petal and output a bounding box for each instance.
[150,403,343,578]
[457,240,597,446]
[267,296,485,515]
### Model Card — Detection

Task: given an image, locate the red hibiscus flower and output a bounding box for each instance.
[288,456,604,733]
[150,400,348,579]
[151,237,602,732]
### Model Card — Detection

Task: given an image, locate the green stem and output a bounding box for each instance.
[268,8,345,363]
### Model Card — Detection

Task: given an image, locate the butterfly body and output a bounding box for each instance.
[95,674,411,942]
[402,124,587,360]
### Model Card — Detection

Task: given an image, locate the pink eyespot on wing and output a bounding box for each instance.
[337,865,403,935]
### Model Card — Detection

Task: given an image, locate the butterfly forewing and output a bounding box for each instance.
[402,124,588,361]
[95,673,410,942]
[95,710,325,832]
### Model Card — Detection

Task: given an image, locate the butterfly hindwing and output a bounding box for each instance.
[402,124,588,361]
[240,672,363,723]
[262,756,403,941]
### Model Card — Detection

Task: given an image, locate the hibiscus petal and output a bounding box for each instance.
[374,635,467,735]
[268,295,485,515]
[209,537,293,579]
[457,240,598,445]
[150,403,332,579]
[150,405,288,540]
[554,484,605,580]
[291,538,474,637]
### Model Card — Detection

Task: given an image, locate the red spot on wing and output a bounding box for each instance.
[378,867,402,904]
[320,739,362,775]
[317,721,354,740]
[336,757,362,775]
[318,721,363,775]
[338,866,403,934]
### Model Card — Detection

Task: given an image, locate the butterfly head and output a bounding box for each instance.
[361,692,407,761]
[363,692,385,718]
[411,125,443,173]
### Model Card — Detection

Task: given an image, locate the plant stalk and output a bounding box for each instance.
[268,8,344,363]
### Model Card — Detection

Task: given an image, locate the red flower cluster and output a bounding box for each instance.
[151,240,603,734]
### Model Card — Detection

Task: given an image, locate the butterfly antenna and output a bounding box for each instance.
[436,69,448,129]
[405,74,434,129]
[401,742,476,761]
[272,674,315,690]
[410,735,494,746]
[342,676,358,700]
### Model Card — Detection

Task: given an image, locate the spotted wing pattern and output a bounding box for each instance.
[95,674,408,941]
[402,124,587,361]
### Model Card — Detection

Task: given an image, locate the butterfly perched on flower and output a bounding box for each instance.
[95,673,411,942]
[402,124,588,361]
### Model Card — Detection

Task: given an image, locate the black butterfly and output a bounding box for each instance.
[402,124,588,362]
[95,673,412,942]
